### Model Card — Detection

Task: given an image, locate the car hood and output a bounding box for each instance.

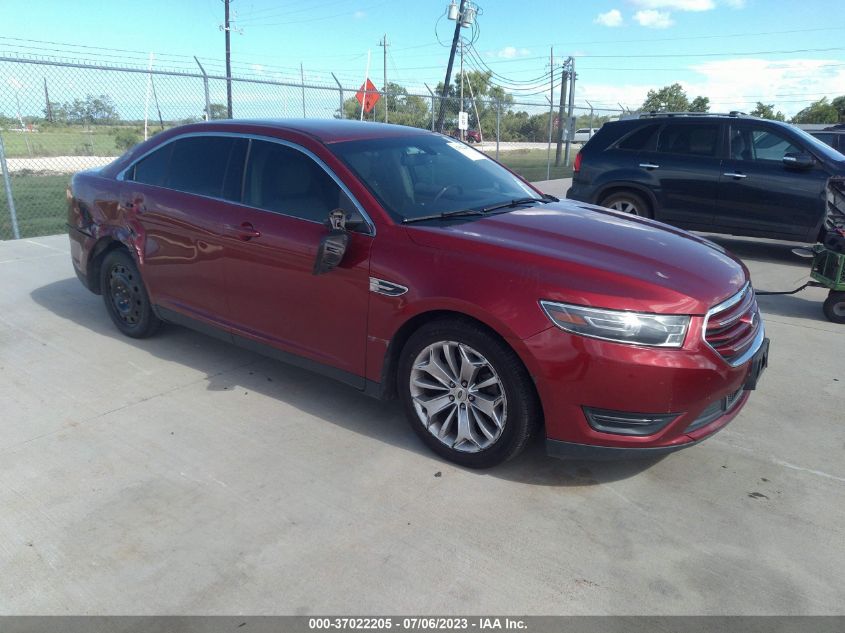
[403,201,748,315]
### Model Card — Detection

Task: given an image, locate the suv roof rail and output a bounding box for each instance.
[638,111,749,119]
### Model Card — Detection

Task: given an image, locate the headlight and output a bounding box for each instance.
[540,300,689,348]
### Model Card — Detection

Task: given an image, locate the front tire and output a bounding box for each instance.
[100,249,161,338]
[600,191,652,218]
[398,319,540,468]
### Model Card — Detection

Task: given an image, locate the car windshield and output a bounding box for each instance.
[792,127,845,163]
[330,134,539,222]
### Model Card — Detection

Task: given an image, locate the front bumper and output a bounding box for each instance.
[518,319,765,457]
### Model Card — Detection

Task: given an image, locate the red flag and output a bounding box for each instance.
[355,79,381,114]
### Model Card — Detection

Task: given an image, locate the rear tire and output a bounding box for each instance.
[823,291,845,324]
[600,191,652,218]
[398,319,540,468]
[100,249,161,338]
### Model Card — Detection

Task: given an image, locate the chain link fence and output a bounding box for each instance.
[0,55,624,239]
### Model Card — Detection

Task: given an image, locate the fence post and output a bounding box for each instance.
[194,57,211,121]
[0,134,21,240]
[495,98,501,161]
[331,73,344,120]
[424,83,435,131]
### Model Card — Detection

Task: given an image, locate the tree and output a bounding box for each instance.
[832,96,845,122]
[689,96,710,113]
[750,102,786,121]
[641,83,709,113]
[205,103,228,120]
[60,94,119,126]
[791,97,839,124]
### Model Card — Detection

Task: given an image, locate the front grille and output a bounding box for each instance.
[704,285,761,365]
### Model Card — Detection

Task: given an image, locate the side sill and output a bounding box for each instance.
[155,305,375,395]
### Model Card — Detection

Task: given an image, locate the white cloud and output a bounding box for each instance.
[491,46,532,59]
[632,0,714,10]
[634,9,674,28]
[595,9,623,27]
[353,10,366,19]
[576,58,845,118]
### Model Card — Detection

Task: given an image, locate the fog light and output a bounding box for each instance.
[583,407,678,437]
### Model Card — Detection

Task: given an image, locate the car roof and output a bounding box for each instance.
[193,118,432,144]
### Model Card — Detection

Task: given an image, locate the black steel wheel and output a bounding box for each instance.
[100,249,161,338]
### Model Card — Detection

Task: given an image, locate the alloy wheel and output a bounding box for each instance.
[409,341,507,453]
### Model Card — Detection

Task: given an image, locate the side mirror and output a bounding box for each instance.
[313,209,349,275]
[783,152,815,170]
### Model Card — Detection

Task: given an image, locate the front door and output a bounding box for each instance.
[221,139,373,384]
[716,123,828,239]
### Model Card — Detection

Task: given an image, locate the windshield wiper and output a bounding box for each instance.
[482,194,557,213]
[402,209,484,224]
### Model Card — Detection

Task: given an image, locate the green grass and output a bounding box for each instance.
[485,148,573,182]
[1,127,124,158]
[0,174,69,239]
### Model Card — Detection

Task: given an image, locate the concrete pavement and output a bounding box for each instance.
[0,231,843,615]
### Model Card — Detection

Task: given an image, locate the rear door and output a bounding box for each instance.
[635,121,722,227]
[122,135,247,327]
[716,123,828,238]
[220,138,373,383]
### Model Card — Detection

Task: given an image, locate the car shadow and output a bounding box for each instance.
[31,277,664,487]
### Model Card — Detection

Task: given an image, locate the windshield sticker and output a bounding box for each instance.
[446,141,487,161]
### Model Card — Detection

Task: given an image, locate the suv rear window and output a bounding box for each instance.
[616,124,659,151]
[657,123,719,157]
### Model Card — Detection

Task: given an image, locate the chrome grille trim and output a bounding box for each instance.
[703,283,765,367]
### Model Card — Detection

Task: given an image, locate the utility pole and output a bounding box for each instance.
[555,59,568,166]
[436,0,466,133]
[379,34,389,123]
[564,57,576,166]
[546,46,554,180]
[459,40,465,140]
[43,78,53,123]
[223,0,233,118]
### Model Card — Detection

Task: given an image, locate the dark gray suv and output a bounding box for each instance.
[567,113,845,242]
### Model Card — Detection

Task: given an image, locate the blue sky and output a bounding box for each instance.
[2,0,844,116]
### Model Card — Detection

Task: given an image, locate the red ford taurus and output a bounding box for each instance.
[67,119,768,468]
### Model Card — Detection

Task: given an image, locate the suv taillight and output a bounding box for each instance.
[573,151,582,173]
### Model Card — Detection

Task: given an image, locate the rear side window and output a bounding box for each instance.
[657,124,719,157]
[167,136,246,200]
[616,124,659,151]
[131,145,172,186]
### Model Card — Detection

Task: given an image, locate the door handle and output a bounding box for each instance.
[723,172,748,179]
[639,163,660,170]
[225,222,261,241]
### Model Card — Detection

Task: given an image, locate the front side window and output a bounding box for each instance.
[243,140,350,224]
[330,135,536,222]
[730,126,800,162]
[657,124,719,157]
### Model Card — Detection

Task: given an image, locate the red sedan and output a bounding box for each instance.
[67,119,768,468]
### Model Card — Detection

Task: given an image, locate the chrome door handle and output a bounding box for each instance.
[639,163,659,169]
[723,172,747,179]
